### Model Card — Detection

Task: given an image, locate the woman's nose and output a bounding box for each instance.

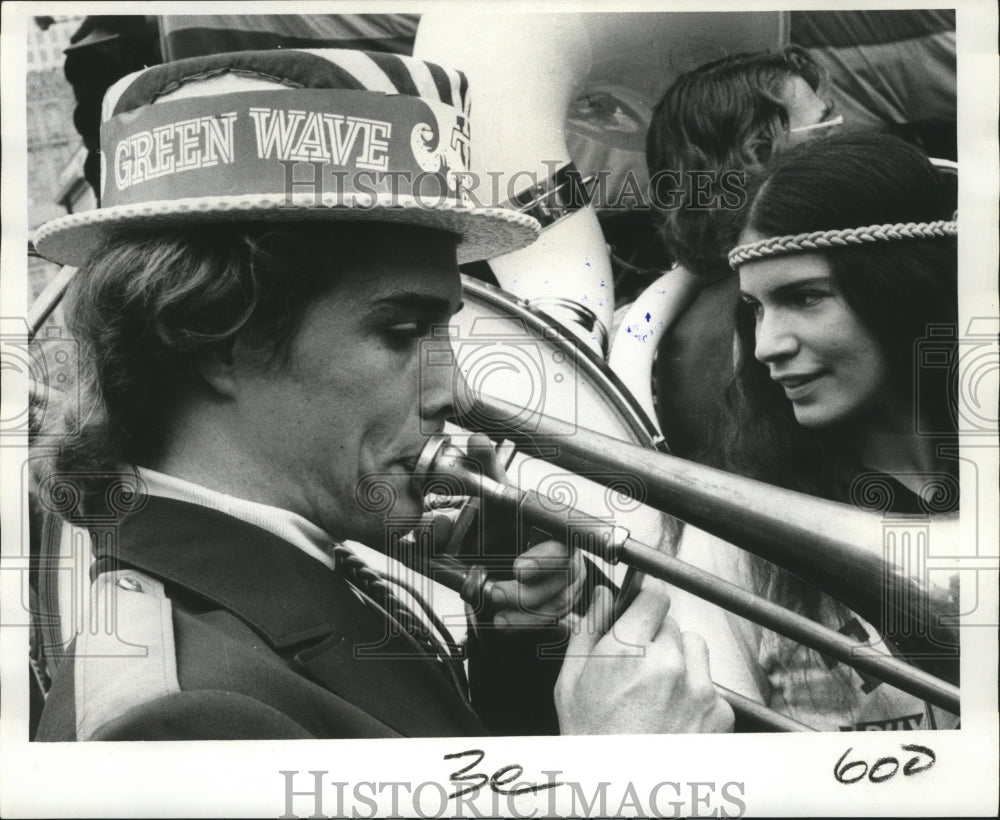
[754,311,798,363]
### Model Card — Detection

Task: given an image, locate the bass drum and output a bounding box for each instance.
[353,276,680,644]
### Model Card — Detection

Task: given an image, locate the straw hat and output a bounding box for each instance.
[34,48,540,265]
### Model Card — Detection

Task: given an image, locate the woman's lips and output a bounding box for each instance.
[775,372,823,400]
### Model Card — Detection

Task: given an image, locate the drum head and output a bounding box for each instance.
[365,277,681,642]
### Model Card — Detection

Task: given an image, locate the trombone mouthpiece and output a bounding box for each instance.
[411,434,493,500]
[412,434,452,493]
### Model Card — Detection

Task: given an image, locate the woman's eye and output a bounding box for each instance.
[741,298,763,317]
[792,291,826,308]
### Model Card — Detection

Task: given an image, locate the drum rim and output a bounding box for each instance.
[460,275,666,452]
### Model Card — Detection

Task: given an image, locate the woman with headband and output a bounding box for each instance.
[668,133,960,731]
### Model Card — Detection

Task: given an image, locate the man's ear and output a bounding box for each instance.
[193,342,238,398]
[744,136,774,172]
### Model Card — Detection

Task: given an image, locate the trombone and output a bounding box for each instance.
[403,398,960,730]
[25,265,961,731]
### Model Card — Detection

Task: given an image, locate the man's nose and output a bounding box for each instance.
[419,334,459,423]
[754,311,798,363]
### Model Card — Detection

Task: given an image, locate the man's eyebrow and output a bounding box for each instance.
[369,293,461,313]
[740,276,832,299]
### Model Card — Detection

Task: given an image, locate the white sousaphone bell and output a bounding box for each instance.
[415,10,787,428]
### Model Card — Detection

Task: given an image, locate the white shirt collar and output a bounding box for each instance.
[133,466,464,648]
[134,466,337,570]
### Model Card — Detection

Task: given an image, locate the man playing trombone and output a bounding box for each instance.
[31,47,733,740]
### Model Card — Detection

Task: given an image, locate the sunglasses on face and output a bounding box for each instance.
[789,114,845,135]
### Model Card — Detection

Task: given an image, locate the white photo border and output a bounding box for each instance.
[1,1,997,817]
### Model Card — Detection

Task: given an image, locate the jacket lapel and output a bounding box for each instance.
[98,496,484,736]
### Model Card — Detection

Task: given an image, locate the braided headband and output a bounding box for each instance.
[728,220,958,269]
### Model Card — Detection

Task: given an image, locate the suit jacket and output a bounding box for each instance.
[36,496,502,740]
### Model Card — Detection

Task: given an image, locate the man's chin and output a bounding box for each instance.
[349,500,427,552]
[345,468,426,544]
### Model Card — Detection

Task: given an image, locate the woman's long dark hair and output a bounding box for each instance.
[722,133,958,503]
[718,134,958,697]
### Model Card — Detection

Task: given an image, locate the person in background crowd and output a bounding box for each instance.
[645,46,841,459]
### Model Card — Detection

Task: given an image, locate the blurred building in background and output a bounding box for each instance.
[26,16,77,70]
[27,16,85,304]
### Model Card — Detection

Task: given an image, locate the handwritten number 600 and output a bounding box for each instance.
[834,745,936,785]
